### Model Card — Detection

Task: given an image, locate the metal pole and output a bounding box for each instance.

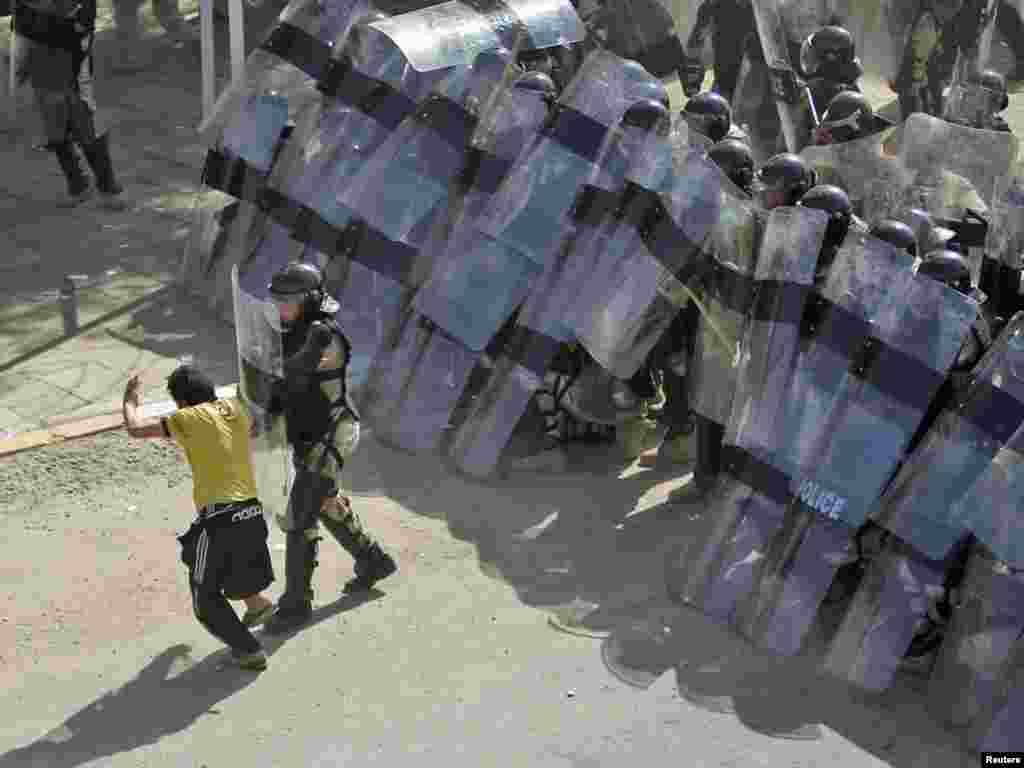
[8,16,17,122]
[200,0,215,123]
[228,0,245,87]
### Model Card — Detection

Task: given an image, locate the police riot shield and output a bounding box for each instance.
[234,17,453,300]
[337,49,521,257]
[446,232,578,478]
[894,113,1018,219]
[197,0,368,149]
[950,0,1000,84]
[665,206,827,625]
[476,49,659,269]
[354,73,557,452]
[414,50,648,351]
[182,92,293,314]
[779,230,979,531]
[819,536,947,692]
[688,180,761,433]
[873,313,1024,562]
[983,174,1024,319]
[799,125,902,218]
[744,0,808,154]
[337,0,586,247]
[230,266,290,525]
[944,82,1007,131]
[570,150,727,380]
[927,540,1024,741]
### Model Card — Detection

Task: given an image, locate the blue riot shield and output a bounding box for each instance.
[873,313,1024,562]
[665,206,827,626]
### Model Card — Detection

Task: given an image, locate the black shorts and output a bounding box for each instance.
[179,503,275,600]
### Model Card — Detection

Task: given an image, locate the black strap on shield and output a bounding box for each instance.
[261,22,335,81]
[318,54,418,132]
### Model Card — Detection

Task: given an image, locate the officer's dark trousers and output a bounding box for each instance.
[693,412,725,492]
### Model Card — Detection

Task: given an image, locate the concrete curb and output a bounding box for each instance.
[0,383,238,458]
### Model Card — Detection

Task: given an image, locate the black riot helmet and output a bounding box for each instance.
[799,184,853,251]
[918,249,973,295]
[268,261,326,328]
[755,152,816,209]
[623,98,671,135]
[870,219,917,258]
[800,25,857,78]
[631,79,671,110]
[708,138,756,194]
[814,90,875,144]
[682,91,732,143]
[969,68,1010,112]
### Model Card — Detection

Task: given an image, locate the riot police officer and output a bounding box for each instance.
[798,184,856,282]
[754,153,816,210]
[812,90,891,146]
[681,91,750,145]
[870,219,918,259]
[799,24,863,118]
[262,262,397,634]
[667,137,759,502]
[708,138,756,194]
[682,0,758,102]
[948,68,1012,132]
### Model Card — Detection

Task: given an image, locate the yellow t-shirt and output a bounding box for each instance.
[164,398,259,510]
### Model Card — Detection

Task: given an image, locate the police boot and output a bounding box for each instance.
[319,500,397,592]
[80,134,128,211]
[49,142,92,207]
[264,531,316,635]
[345,542,398,593]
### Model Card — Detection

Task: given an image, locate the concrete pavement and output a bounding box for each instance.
[0,0,286,452]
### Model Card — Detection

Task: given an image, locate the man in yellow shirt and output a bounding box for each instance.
[123,365,275,671]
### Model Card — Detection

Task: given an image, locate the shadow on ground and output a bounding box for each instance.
[0,591,380,768]
[344,436,971,767]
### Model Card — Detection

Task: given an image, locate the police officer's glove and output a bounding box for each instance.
[681,56,705,97]
[309,320,333,350]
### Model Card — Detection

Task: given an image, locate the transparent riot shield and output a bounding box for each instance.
[183,93,293,315]
[820,536,947,692]
[235,18,453,302]
[337,0,586,247]
[446,234,577,478]
[873,313,1024,562]
[665,206,827,627]
[949,0,1000,83]
[779,231,979,531]
[413,50,651,351]
[369,0,585,73]
[927,541,1024,744]
[230,266,290,525]
[476,49,658,269]
[747,0,807,153]
[688,182,761,434]
[197,0,369,149]
[354,73,557,452]
[983,174,1024,319]
[337,49,522,259]
[570,149,727,380]
[799,125,903,218]
[895,113,1018,218]
[944,82,1006,130]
